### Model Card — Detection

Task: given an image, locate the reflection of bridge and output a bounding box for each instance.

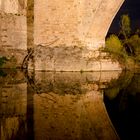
[0,70,121,140]
[0,0,124,71]
[0,70,27,140]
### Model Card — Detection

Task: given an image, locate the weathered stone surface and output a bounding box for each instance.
[0,0,27,68]
[0,0,124,70]
[0,0,26,14]
[33,0,124,71]
[34,45,122,71]
[34,0,124,49]
[0,13,27,50]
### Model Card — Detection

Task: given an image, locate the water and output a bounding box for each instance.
[0,69,139,140]
[104,71,140,140]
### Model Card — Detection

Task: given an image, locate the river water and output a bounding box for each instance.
[0,69,139,140]
[104,71,140,140]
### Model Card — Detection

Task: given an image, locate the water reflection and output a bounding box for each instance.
[0,69,122,140]
[104,71,140,140]
[0,69,27,140]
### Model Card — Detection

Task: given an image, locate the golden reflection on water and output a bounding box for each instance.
[0,70,121,140]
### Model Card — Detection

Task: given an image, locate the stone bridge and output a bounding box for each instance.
[0,0,124,71]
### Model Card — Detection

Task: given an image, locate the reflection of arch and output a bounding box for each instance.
[33,71,121,140]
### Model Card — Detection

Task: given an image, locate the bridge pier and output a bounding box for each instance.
[0,0,124,71]
[33,0,124,71]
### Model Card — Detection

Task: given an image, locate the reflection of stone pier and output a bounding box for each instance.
[34,92,119,140]
[0,70,121,140]
[33,71,121,140]
[0,70,27,140]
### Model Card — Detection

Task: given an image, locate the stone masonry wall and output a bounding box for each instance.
[0,0,27,68]
[0,0,124,70]
[0,0,26,14]
[34,0,124,71]
[34,0,124,49]
[34,45,122,71]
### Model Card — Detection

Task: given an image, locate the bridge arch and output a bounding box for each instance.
[34,0,125,49]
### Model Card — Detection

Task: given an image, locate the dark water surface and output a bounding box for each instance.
[0,69,139,140]
[104,71,140,140]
